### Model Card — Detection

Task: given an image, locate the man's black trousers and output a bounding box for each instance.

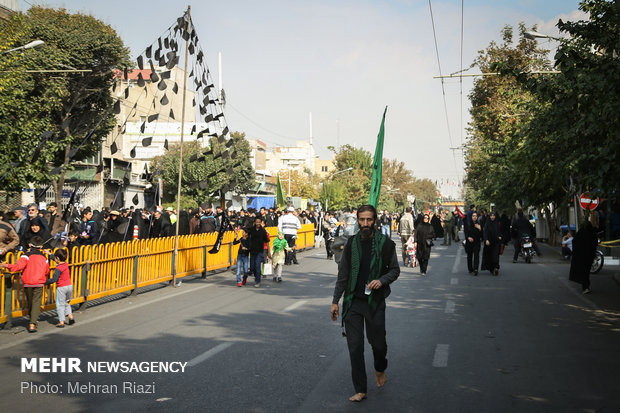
[344,297,388,394]
[284,234,297,264]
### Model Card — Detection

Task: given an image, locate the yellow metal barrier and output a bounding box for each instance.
[0,224,315,325]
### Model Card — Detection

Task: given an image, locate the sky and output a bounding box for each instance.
[24,0,585,198]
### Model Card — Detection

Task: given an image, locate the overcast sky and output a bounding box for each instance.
[28,0,584,197]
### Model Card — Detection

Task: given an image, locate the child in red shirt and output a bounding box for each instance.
[0,236,49,332]
[45,249,75,328]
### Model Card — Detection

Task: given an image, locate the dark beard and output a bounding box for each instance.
[360,227,373,238]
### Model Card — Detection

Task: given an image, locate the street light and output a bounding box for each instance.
[524,31,559,41]
[1,40,45,54]
[328,167,353,180]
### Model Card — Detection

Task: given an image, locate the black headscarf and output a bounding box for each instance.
[21,217,53,249]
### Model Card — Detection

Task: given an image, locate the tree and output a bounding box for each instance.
[505,0,620,197]
[464,23,553,212]
[0,7,131,201]
[322,144,373,209]
[150,132,254,204]
[279,168,318,199]
[322,145,437,211]
[487,0,620,240]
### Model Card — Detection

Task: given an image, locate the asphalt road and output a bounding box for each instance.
[1,236,619,413]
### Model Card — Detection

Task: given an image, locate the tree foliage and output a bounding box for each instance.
[321,145,437,211]
[0,7,131,198]
[150,132,255,204]
[464,23,552,211]
[280,168,318,200]
[466,0,619,241]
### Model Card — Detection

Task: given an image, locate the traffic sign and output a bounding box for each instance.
[579,193,599,210]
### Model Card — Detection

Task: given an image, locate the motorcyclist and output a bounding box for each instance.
[511,208,541,262]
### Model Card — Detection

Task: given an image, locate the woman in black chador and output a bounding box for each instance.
[464,211,482,275]
[569,221,598,294]
[430,212,444,239]
[414,213,435,275]
[481,211,502,275]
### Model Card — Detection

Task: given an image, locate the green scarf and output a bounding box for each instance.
[342,230,385,320]
[272,234,289,253]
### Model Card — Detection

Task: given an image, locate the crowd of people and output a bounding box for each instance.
[0,202,326,258]
[1,198,605,336]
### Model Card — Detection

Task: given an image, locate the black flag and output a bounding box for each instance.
[209,211,232,254]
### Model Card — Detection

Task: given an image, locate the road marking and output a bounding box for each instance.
[187,342,234,367]
[451,278,459,285]
[0,283,215,352]
[445,300,455,314]
[452,245,463,273]
[284,300,307,312]
[433,344,450,367]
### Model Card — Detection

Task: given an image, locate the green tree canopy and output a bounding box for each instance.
[0,7,131,199]
[323,145,437,211]
[150,132,255,205]
[464,23,553,211]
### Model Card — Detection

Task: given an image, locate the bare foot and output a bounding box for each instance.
[375,371,387,387]
[349,393,367,402]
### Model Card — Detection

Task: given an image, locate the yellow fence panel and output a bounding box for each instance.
[1,224,317,324]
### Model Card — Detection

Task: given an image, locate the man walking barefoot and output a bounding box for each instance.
[330,205,400,402]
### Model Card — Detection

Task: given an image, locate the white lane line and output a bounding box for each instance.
[450,278,459,285]
[432,344,450,367]
[452,245,463,273]
[284,300,307,312]
[445,300,455,314]
[187,342,234,367]
[0,283,215,352]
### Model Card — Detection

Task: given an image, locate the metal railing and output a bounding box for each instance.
[0,224,315,324]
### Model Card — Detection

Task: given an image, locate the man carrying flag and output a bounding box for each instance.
[331,108,401,402]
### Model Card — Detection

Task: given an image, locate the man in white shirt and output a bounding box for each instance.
[561,231,573,260]
[278,206,302,265]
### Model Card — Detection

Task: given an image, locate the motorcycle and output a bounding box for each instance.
[520,235,535,263]
[591,231,605,274]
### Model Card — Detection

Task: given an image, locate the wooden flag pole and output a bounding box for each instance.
[172,5,191,287]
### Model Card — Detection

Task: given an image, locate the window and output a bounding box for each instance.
[321,166,328,172]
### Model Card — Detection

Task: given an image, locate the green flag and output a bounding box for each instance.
[368,106,387,208]
[276,173,287,209]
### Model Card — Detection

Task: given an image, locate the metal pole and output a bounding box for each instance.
[172,6,191,287]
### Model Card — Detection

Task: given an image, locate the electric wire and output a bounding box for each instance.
[226,102,299,142]
[428,0,460,185]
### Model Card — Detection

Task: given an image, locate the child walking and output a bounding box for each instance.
[406,233,417,267]
[0,236,49,333]
[271,232,292,283]
[45,249,75,327]
[233,229,251,287]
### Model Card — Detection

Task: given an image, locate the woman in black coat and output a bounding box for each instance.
[177,210,191,236]
[465,211,482,275]
[415,213,435,275]
[481,211,502,275]
[569,221,598,293]
[430,212,444,239]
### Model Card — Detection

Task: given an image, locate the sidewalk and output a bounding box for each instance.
[534,241,620,314]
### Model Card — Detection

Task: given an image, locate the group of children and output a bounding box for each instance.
[233,229,292,286]
[0,236,75,332]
